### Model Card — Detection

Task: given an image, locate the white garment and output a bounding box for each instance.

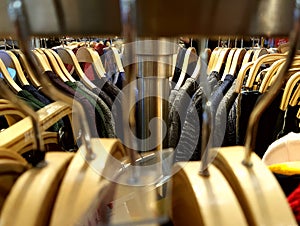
[262,132,300,165]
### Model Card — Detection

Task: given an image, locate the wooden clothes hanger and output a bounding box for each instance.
[11,50,41,88]
[221,47,236,79]
[283,71,300,109]
[244,53,286,89]
[49,138,127,226]
[171,162,248,225]
[108,46,125,73]
[235,61,254,93]
[55,47,97,89]
[229,48,247,77]
[75,46,106,78]
[241,49,254,66]
[0,100,72,154]
[0,58,22,93]
[41,48,76,82]
[0,148,30,212]
[212,47,230,74]
[207,47,221,75]
[174,47,196,90]
[252,48,268,61]
[259,57,300,93]
[35,48,69,82]
[0,151,74,226]
[0,50,30,86]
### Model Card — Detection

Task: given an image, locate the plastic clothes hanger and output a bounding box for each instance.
[41,48,76,82]
[174,47,196,90]
[55,47,97,89]
[244,53,286,89]
[0,50,30,86]
[76,46,106,78]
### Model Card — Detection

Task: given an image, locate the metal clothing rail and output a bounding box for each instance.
[0,0,295,38]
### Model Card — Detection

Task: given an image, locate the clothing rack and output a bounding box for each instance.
[0,0,299,226]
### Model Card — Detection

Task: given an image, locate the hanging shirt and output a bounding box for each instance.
[92,77,124,141]
[174,87,205,162]
[46,71,98,137]
[168,78,199,149]
[210,74,235,147]
[22,84,52,105]
[75,81,115,138]
[65,81,108,138]
[277,105,300,139]
[236,90,261,145]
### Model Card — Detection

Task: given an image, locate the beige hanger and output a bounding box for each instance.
[287,73,300,108]
[211,146,296,225]
[241,49,254,66]
[235,61,254,93]
[0,101,72,153]
[252,48,268,61]
[55,47,97,89]
[207,47,221,75]
[229,48,247,77]
[31,49,53,73]
[0,50,30,86]
[259,59,285,93]
[0,154,30,212]
[204,48,211,65]
[11,50,41,88]
[76,46,106,78]
[244,53,286,89]
[222,48,236,79]
[212,47,230,74]
[171,162,248,225]
[174,47,196,90]
[36,48,69,82]
[110,46,125,73]
[0,152,74,226]
[0,58,22,93]
[42,48,76,82]
[49,138,127,226]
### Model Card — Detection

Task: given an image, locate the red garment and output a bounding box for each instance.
[288,183,300,224]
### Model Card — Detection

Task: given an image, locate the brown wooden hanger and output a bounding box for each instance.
[76,46,106,78]
[174,47,196,90]
[244,53,286,89]
[11,50,41,88]
[55,47,97,89]
[0,50,30,86]
[241,49,254,66]
[41,48,76,82]
[49,138,127,226]
[0,58,22,93]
